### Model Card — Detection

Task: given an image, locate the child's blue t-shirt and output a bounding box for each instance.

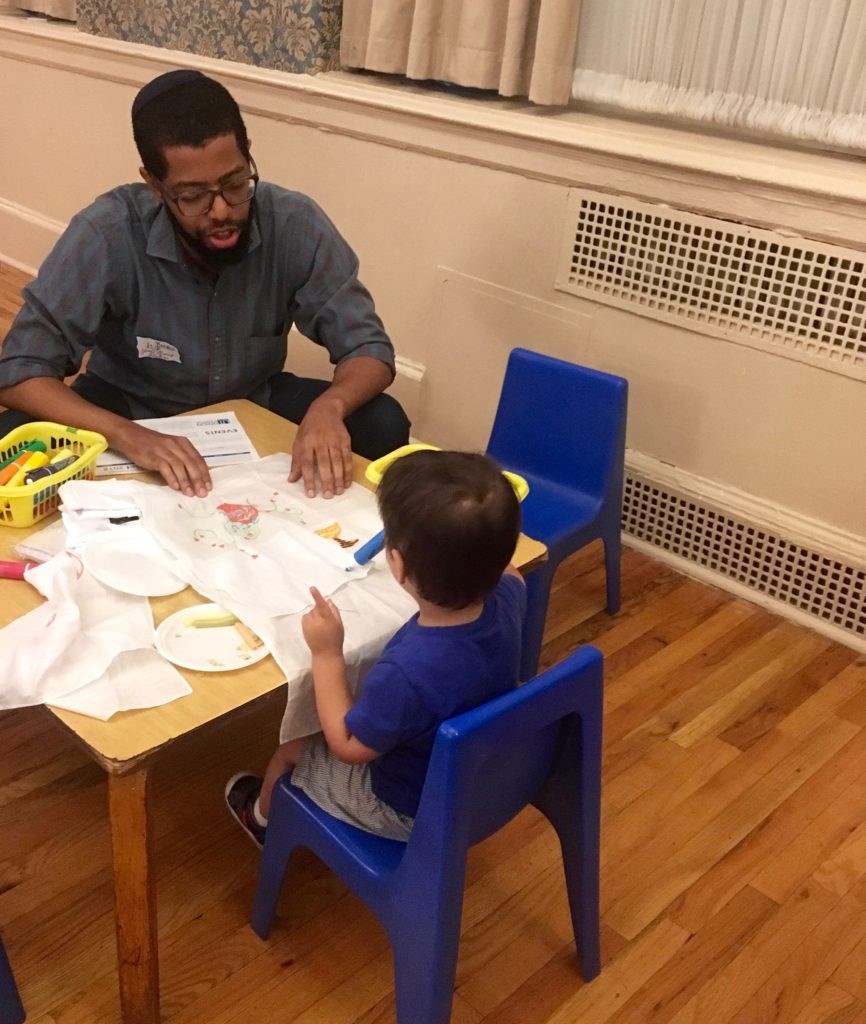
[344,573,526,818]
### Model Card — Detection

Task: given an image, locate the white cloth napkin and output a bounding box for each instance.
[61,477,142,551]
[0,552,191,716]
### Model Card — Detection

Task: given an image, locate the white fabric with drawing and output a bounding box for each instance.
[0,456,415,723]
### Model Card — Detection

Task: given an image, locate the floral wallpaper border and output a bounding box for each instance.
[76,0,342,75]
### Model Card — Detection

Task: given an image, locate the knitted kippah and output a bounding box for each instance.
[132,69,207,119]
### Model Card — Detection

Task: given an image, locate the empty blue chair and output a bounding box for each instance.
[252,645,603,1024]
[0,933,25,1024]
[487,348,628,679]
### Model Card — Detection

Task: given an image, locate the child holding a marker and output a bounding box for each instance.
[225,449,526,844]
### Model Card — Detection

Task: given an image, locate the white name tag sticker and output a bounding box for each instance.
[136,337,182,363]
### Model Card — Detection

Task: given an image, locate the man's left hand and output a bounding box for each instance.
[289,396,353,498]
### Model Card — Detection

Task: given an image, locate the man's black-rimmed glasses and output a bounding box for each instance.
[160,157,259,217]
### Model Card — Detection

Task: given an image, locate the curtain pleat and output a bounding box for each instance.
[341,0,581,105]
[572,0,866,149]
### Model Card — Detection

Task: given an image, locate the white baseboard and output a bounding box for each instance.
[626,450,865,567]
[0,196,64,274]
[623,450,866,653]
[623,534,866,655]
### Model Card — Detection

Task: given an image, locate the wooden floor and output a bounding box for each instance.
[2,262,866,1023]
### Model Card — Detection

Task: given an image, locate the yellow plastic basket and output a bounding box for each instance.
[365,443,529,501]
[0,422,108,528]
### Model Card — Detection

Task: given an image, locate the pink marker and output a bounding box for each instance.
[0,560,37,580]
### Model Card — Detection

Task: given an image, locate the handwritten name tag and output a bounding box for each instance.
[136,337,182,363]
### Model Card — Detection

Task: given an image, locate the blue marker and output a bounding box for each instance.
[353,528,385,566]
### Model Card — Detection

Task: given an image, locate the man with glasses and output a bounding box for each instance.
[0,70,409,498]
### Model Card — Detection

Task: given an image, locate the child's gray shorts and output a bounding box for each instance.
[291,733,414,842]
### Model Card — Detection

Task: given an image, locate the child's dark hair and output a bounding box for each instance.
[132,72,250,180]
[378,450,520,610]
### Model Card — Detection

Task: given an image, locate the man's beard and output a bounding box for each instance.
[169,200,255,271]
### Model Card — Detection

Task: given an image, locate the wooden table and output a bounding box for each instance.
[0,399,547,1024]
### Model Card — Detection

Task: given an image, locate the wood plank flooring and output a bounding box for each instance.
[1,261,865,1022]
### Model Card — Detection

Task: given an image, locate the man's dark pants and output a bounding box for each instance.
[0,371,411,461]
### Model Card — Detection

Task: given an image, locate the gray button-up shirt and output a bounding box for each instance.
[0,182,395,418]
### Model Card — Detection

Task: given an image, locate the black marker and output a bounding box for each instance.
[23,454,77,484]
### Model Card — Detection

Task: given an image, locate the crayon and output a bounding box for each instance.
[234,621,264,650]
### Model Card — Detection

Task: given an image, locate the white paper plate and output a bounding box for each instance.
[82,528,188,597]
[155,604,270,672]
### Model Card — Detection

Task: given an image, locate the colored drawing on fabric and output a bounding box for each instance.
[314,522,358,549]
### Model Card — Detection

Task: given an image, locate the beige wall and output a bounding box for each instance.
[1,14,864,549]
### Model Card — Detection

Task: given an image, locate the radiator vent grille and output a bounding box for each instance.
[558,190,866,380]
[623,473,866,639]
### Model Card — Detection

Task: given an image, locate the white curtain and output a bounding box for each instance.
[572,0,866,149]
[342,0,582,106]
[16,0,75,19]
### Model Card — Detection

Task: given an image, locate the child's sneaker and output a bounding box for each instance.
[225,772,266,847]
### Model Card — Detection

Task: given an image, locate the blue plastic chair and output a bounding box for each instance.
[486,348,628,679]
[0,933,25,1024]
[251,645,603,1024]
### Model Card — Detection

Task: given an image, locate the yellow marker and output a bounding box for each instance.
[50,448,77,465]
[5,451,49,487]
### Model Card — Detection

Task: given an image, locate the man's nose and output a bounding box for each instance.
[210,191,232,217]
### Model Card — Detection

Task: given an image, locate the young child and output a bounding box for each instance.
[225,449,526,844]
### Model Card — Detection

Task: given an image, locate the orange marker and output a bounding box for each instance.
[6,452,49,486]
[0,450,47,486]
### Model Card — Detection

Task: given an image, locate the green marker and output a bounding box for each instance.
[0,439,48,471]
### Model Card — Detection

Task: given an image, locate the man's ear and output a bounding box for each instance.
[140,167,163,204]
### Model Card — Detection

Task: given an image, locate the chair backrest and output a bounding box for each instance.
[487,348,628,501]
[409,645,603,853]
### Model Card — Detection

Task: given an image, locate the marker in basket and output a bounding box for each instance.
[23,453,78,485]
[0,439,47,472]
[0,451,48,487]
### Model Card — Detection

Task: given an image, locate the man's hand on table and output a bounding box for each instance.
[289,395,353,499]
[111,421,213,497]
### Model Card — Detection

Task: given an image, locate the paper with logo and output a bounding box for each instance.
[95,410,258,475]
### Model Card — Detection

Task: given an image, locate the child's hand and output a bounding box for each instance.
[302,586,345,656]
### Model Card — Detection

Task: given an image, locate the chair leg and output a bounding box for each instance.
[0,937,25,1024]
[390,904,463,1024]
[520,561,558,681]
[251,832,296,940]
[564,713,602,980]
[536,705,603,981]
[603,529,622,615]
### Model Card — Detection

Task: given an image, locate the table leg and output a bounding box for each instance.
[107,767,160,1024]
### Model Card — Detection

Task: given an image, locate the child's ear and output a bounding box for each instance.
[386,547,407,585]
